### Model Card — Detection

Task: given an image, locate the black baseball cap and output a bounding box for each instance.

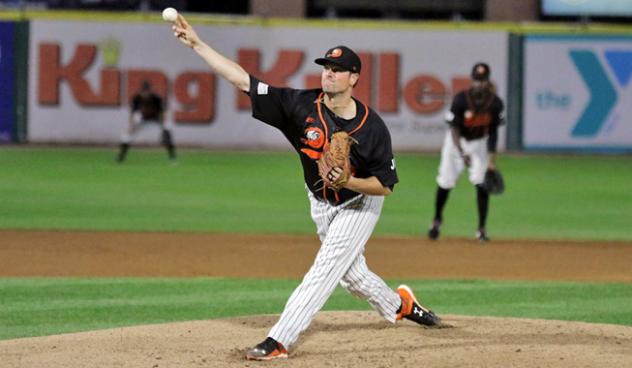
[314,46,362,73]
[471,62,491,81]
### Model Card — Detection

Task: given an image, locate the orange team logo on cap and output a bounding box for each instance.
[328,48,343,58]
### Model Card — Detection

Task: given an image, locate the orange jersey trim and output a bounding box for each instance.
[300,148,323,160]
[316,92,330,150]
[316,93,369,137]
[348,101,369,135]
[316,92,368,203]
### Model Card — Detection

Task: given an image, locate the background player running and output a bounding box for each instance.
[170,14,441,361]
[116,80,176,163]
[428,62,504,242]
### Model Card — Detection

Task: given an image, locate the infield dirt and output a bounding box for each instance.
[1,230,631,367]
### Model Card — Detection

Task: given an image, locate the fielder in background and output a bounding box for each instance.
[171,14,441,361]
[116,80,177,163]
[427,62,505,242]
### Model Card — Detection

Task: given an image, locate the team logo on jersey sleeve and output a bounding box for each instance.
[300,127,325,160]
[301,127,325,149]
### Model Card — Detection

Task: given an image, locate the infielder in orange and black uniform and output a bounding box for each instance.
[170,14,440,361]
[116,81,176,163]
[428,62,504,242]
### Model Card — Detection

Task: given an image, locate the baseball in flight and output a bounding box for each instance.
[162,7,178,22]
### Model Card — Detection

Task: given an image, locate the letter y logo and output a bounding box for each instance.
[569,50,617,137]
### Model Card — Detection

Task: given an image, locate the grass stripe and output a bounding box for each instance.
[2,148,631,240]
[1,278,630,340]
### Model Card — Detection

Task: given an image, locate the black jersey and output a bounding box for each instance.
[132,93,163,121]
[447,89,504,150]
[248,75,398,205]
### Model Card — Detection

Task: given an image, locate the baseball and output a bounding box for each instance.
[162,7,178,23]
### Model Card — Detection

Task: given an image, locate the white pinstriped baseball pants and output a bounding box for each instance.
[268,189,401,348]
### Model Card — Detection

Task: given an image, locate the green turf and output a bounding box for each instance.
[0,277,630,340]
[1,147,631,240]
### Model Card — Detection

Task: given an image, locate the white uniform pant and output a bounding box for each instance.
[436,131,488,189]
[267,190,401,348]
[120,115,174,144]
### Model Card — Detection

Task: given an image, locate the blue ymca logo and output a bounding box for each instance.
[569,50,632,137]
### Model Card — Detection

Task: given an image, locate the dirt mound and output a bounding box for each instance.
[1,312,630,368]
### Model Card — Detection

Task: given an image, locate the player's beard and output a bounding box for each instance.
[322,80,354,100]
[470,81,492,108]
[322,78,340,94]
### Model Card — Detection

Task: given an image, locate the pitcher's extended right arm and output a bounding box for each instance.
[172,14,250,92]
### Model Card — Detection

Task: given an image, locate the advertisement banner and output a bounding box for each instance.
[0,22,16,143]
[523,35,632,151]
[28,20,507,150]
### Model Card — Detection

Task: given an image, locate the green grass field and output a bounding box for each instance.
[1,278,630,340]
[1,147,631,340]
[2,147,631,240]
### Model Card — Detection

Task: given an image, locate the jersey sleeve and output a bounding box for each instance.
[366,119,399,189]
[156,95,164,113]
[493,97,505,127]
[487,96,505,153]
[131,95,140,111]
[445,92,466,129]
[248,75,299,130]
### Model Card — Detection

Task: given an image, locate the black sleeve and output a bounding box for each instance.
[153,95,164,113]
[493,97,505,127]
[366,120,399,189]
[487,125,498,153]
[248,75,300,130]
[487,97,505,153]
[446,92,466,129]
[131,95,140,111]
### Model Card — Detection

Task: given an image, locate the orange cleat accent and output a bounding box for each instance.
[396,284,417,320]
[245,337,289,361]
[396,284,441,326]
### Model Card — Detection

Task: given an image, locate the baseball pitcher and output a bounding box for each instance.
[170,14,441,361]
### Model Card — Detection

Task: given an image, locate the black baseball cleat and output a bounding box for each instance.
[396,285,441,327]
[427,220,441,240]
[245,337,288,361]
[476,229,490,242]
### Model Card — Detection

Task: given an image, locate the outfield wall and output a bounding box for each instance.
[26,19,508,151]
[0,21,16,143]
[1,14,632,152]
[523,34,632,152]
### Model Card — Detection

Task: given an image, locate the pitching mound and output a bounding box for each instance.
[1,312,630,368]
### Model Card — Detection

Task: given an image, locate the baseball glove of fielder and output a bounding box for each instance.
[317,131,354,191]
[483,169,505,195]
